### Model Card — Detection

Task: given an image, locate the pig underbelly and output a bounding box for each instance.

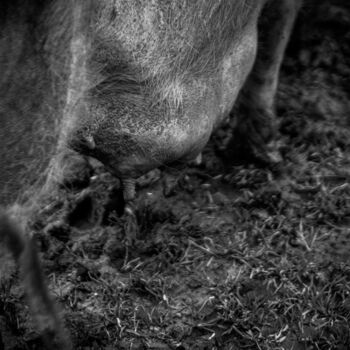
[157,28,258,161]
[74,28,257,178]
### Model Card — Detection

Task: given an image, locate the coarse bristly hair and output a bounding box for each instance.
[0,0,260,205]
[92,0,259,108]
[0,2,258,345]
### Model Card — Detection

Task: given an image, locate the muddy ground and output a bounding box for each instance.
[1,1,350,349]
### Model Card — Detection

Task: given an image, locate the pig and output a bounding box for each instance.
[0,0,302,346]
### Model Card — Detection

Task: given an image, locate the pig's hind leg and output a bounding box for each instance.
[229,0,302,167]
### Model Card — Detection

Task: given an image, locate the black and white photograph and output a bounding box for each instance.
[0,0,349,349]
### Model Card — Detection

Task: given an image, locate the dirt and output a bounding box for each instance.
[1,1,350,349]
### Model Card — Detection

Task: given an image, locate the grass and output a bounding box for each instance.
[1,1,350,349]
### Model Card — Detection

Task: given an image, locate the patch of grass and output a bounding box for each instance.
[2,1,350,349]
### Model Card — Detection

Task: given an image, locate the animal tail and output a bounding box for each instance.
[0,209,72,350]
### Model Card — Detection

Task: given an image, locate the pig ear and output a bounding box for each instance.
[0,210,72,350]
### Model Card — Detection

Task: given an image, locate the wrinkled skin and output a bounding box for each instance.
[0,0,301,346]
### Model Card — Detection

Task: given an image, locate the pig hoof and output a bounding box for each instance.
[228,108,282,168]
[230,140,282,168]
